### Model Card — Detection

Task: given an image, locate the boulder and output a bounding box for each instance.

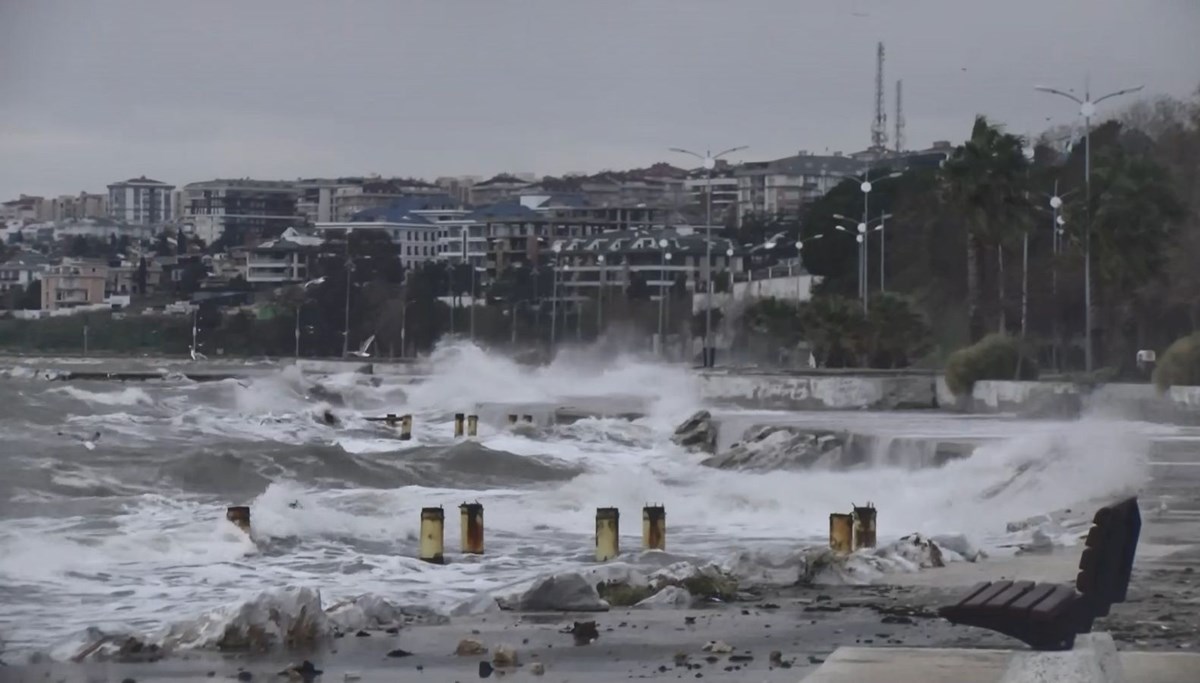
[701,425,847,471]
[633,586,694,609]
[671,410,717,453]
[324,595,404,633]
[516,573,610,612]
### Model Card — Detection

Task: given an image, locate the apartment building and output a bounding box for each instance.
[50,192,108,221]
[244,227,323,284]
[181,179,300,245]
[41,260,108,311]
[0,251,50,294]
[1,195,52,223]
[107,176,174,225]
[315,194,470,268]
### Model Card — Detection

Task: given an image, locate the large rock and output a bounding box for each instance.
[671,410,717,453]
[516,573,610,612]
[701,425,846,470]
[162,586,331,652]
[633,586,694,609]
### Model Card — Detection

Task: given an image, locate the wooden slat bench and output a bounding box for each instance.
[938,497,1141,651]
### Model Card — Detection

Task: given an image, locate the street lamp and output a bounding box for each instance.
[596,253,606,335]
[670,144,748,367]
[550,241,562,349]
[829,169,902,307]
[1036,80,1144,372]
[657,237,671,357]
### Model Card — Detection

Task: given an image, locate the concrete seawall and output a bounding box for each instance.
[942,379,1200,423]
[698,371,939,410]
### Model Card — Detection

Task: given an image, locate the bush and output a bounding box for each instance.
[1153,333,1200,391]
[944,333,1038,395]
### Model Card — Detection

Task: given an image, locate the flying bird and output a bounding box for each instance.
[190,345,207,361]
[302,276,326,289]
[348,334,376,358]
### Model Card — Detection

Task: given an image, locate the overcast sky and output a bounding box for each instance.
[1,0,1196,200]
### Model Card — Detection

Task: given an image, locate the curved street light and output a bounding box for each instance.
[669,145,748,367]
[1035,80,1144,371]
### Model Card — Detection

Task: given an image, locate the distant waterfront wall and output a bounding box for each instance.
[938,378,1200,423]
[698,371,938,410]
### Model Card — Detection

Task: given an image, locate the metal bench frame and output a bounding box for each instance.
[938,497,1141,651]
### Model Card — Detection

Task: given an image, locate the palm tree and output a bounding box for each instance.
[940,116,1031,341]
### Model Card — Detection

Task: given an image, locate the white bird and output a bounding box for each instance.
[348,334,375,358]
[302,276,326,290]
[190,345,207,361]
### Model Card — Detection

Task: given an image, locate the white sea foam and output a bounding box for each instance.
[0,344,1167,660]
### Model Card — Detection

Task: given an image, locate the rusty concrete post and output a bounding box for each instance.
[507,414,518,425]
[852,503,877,550]
[399,414,412,441]
[453,413,465,438]
[419,506,445,564]
[466,414,479,438]
[829,513,853,553]
[385,413,398,427]
[642,505,666,551]
[226,506,251,534]
[459,502,484,555]
[521,414,533,424]
[595,507,620,561]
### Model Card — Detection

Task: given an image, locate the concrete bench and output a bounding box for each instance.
[939,497,1141,651]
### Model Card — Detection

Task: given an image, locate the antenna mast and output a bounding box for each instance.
[871,42,888,152]
[894,79,905,153]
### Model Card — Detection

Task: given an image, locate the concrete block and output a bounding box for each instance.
[999,633,1123,683]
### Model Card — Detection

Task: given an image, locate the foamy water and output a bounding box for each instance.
[0,343,1163,660]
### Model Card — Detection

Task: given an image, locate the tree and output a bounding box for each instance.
[155,232,171,256]
[940,116,1030,341]
[18,280,41,310]
[626,272,650,301]
[177,232,189,255]
[135,257,148,294]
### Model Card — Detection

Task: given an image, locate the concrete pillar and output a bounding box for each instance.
[399,414,412,441]
[419,506,445,564]
[521,414,533,424]
[642,505,666,551]
[453,413,465,438]
[507,414,518,425]
[226,506,251,534]
[459,502,484,555]
[595,507,620,562]
[829,513,853,553]
[466,414,479,438]
[852,503,877,550]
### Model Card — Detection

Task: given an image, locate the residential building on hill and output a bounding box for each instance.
[41,259,108,311]
[107,176,174,225]
[244,227,323,284]
[181,179,300,245]
[0,251,50,294]
[50,192,108,221]
[315,194,470,268]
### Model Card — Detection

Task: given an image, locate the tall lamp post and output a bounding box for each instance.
[832,213,890,308]
[656,238,671,357]
[550,241,562,349]
[1035,80,1143,372]
[669,145,748,367]
[596,253,606,336]
[829,170,902,308]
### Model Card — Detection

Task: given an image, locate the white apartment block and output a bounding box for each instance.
[107,176,174,225]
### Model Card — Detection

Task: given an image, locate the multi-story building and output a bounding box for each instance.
[434,175,481,205]
[330,178,442,223]
[0,251,50,294]
[733,152,863,224]
[49,192,108,221]
[683,165,740,221]
[41,259,108,311]
[550,229,742,301]
[181,179,301,245]
[107,177,174,225]
[469,174,534,205]
[316,194,470,269]
[1,195,52,223]
[244,227,323,284]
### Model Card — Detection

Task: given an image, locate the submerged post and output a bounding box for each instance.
[399,414,413,441]
[453,413,465,438]
[226,506,251,534]
[595,507,620,562]
[466,414,479,438]
[507,414,518,425]
[460,502,484,555]
[830,513,853,553]
[419,506,445,564]
[642,505,666,551]
[521,414,533,424]
[852,503,877,550]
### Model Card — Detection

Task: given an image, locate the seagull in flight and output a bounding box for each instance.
[302,276,326,290]
[59,430,102,451]
[190,345,207,361]
[348,334,376,358]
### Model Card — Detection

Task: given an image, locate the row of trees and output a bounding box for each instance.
[734,87,1199,374]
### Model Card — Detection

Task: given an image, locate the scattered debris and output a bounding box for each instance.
[491,645,519,667]
[702,640,733,654]
[478,661,493,678]
[529,661,545,676]
[568,620,599,646]
[386,648,413,658]
[769,650,783,666]
[455,639,488,656]
[277,661,322,681]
